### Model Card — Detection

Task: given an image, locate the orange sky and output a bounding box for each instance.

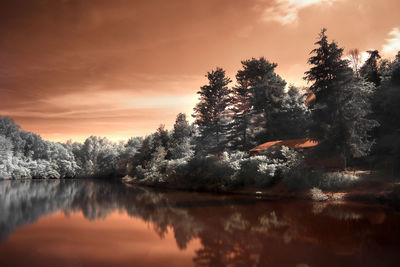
[1,0,399,142]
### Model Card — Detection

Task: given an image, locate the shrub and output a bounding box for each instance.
[283,169,359,191]
[236,156,278,187]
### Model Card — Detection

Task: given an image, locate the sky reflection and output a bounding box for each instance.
[0,211,199,267]
[0,179,399,267]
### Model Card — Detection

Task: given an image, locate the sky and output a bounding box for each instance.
[1,0,399,142]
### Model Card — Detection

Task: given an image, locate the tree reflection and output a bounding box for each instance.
[0,179,399,267]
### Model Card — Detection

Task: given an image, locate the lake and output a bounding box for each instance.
[0,179,399,267]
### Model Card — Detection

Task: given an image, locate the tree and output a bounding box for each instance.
[304,29,377,158]
[169,113,193,159]
[338,78,379,158]
[0,135,14,179]
[171,113,191,141]
[229,82,252,151]
[275,86,310,140]
[372,52,400,166]
[360,50,381,86]
[153,124,170,149]
[75,136,120,177]
[193,68,232,153]
[229,57,286,149]
[348,48,361,77]
[136,135,154,169]
[0,116,25,156]
[0,135,13,160]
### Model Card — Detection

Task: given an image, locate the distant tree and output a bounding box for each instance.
[348,48,362,77]
[153,124,170,149]
[360,50,381,86]
[126,137,143,149]
[169,113,193,159]
[171,113,191,141]
[0,135,13,178]
[136,135,154,168]
[120,137,142,162]
[0,134,13,155]
[76,136,119,177]
[0,116,25,155]
[149,146,167,175]
[304,29,377,158]
[193,68,232,153]
[95,143,120,177]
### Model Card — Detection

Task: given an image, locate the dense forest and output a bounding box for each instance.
[1,29,399,191]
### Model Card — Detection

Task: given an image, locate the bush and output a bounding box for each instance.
[283,169,359,191]
[177,155,235,191]
[236,156,278,187]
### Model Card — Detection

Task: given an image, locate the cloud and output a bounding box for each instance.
[261,0,337,25]
[382,27,400,57]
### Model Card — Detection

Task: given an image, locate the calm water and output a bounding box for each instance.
[0,180,399,267]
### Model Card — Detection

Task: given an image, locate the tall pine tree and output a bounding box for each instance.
[193,68,231,154]
[305,29,378,159]
[229,57,286,149]
[229,77,252,151]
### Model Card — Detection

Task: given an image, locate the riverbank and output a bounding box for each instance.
[122,170,400,203]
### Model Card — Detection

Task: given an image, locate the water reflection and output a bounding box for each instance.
[0,179,399,267]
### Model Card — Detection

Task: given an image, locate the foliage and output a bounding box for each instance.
[372,52,400,168]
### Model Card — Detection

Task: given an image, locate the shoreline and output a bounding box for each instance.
[122,169,400,204]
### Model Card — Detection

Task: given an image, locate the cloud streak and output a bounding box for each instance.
[261,0,338,25]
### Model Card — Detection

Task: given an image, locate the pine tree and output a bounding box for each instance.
[229,83,252,151]
[169,113,193,159]
[274,86,310,140]
[304,29,377,158]
[171,113,191,141]
[193,68,232,153]
[304,29,351,147]
[229,57,286,148]
[360,50,381,86]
